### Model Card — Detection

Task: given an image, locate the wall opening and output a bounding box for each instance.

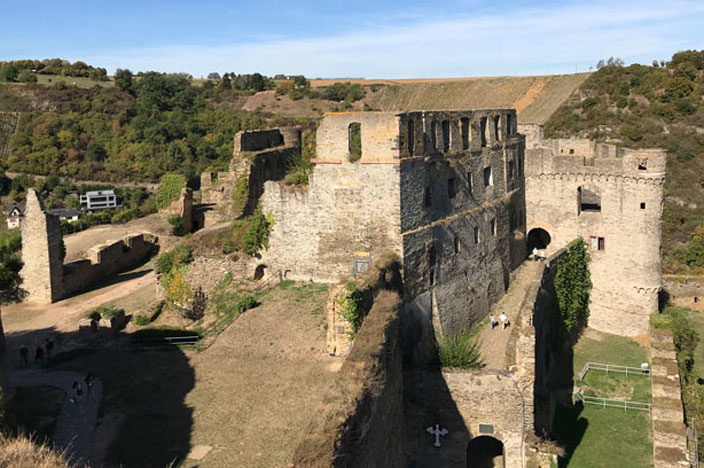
[578,186,601,212]
[467,171,473,194]
[253,264,267,281]
[442,120,450,153]
[638,159,648,170]
[424,187,432,208]
[641,202,646,209]
[466,435,504,468]
[490,218,496,236]
[527,228,551,250]
[348,122,362,162]
[407,120,415,156]
[508,160,514,181]
[448,177,457,199]
[483,166,493,187]
[480,117,487,147]
[493,115,500,142]
[505,113,512,135]
[431,121,438,151]
[590,236,605,251]
[454,235,460,254]
[461,117,470,150]
[474,226,480,244]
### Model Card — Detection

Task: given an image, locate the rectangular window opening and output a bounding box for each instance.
[461,118,470,150]
[508,161,515,181]
[424,186,432,208]
[490,218,496,236]
[467,171,473,194]
[454,235,460,254]
[578,187,601,212]
[442,120,450,153]
[640,202,646,209]
[407,120,415,156]
[448,177,456,199]
[506,114,512,135]
[348,122,362,162]
[590,236,605,251]
[480,117,487,147]
[483,166,493,187]
[430,121,438,151]
[493,115,500,142]
[473,226,480,244]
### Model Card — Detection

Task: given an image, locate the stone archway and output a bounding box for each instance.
[253,264,267,281]
[466,435,505,468]
[527,227,551,251]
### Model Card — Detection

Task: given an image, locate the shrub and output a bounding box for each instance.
[134,314,150,326]
[232,174,249,213]
[437,334,485,369]
[323,82,365,102]
[156,174,186,210]
[182,286,207,321]
[335,282,365,336]
[235,294,257,314]
[221,239,235,254]
[168,214,185,235]
[84,305,123,321]
[17,70,37,83]
[156,251,174,274]
[242,209,274,256]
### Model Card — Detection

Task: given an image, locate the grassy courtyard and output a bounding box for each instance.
[553,330,653,468]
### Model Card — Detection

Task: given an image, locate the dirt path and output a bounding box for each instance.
[478,261,542,369]
[10,369,103,466]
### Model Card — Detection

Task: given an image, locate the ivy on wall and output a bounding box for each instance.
[335,282,365,337]
[554,237,592,345]
[156,173,186,210]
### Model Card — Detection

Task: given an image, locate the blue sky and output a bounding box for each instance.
[1,0,703,78]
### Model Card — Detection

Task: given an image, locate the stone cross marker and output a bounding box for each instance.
[426,424,448,447]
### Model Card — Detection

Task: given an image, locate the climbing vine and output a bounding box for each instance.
[554,237,592,345]
[335,282,365,337]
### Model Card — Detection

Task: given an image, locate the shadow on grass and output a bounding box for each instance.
[550,402,589,468]
[4,323,195,467]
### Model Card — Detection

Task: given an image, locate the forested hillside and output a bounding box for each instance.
[0,72,314,184]
[543,50,704,274]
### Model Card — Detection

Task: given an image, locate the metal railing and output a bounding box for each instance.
[575,391,651,413]
[579,362,650,381]
[132,335,200,348]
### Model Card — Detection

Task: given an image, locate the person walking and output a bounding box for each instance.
[44,338,54,361]
[499,313,508,330]
[19,345,28,367]
[84,371,95,398]
[70,381,83,403]
[34,346,44,365]
[489,315,496,330]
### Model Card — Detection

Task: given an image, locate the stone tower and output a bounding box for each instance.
[522,128,666,337]
[20,189,64,303]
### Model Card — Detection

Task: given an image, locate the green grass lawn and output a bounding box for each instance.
[553,403,653,468]
[552,330,653,467]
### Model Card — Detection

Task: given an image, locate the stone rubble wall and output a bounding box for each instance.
[525,130,666,337]
[162,188,193,233]
[293,290,405,467]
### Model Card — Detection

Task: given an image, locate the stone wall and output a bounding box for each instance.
[162,188,193,233]
[293,290,405,467]
[200,127,300,226]
[264,110,527,342]
[62,234,153,296]
[20,189,155,303]
[525,131,666,337]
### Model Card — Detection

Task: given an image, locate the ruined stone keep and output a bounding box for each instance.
[258,110,526,340]
[521,125,666,337]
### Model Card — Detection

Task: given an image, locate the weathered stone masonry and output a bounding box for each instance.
[521,125,666,337]
[20,189,155,304]
[260,110,526,340]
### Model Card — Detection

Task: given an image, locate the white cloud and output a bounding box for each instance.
[82,0,704,77]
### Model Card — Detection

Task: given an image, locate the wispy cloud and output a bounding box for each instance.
[82,0,704,77]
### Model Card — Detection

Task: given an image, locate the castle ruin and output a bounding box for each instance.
[20,189,155,304]
[521,124,666,337]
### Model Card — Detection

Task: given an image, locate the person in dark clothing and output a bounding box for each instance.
[84,371,95,397]
[45,338,54,360]
[34,346,44,364]
[19,345,28,367]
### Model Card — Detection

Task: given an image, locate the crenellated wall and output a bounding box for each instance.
[524,132,666,337]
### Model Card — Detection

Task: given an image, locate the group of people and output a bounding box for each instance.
[489,313,511,330]
[19,338,54,367]
[70,371,96,404]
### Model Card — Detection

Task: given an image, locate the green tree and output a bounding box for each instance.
[17,70,37,83]
[156,173,187,210]
[0,64,19,82]
[219,74,232,90]
[292,75,309,89]
[114,68,133,92]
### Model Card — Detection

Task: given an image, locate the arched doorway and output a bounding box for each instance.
[466,436,505,468]
[253,264,267,281]
[527,228,551,251]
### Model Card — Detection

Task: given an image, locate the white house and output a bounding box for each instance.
[47,208,81,223]
[6,204,24,229]
[80,190,118,211]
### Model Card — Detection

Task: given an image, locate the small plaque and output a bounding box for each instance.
[478,424,494,435]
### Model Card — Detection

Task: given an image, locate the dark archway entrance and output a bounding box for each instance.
[527,228,551,251]
[466,436,505,468]
[253,264,267,281]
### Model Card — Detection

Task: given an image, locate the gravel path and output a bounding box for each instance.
[478,261,542,369]
[10,369,103,467]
